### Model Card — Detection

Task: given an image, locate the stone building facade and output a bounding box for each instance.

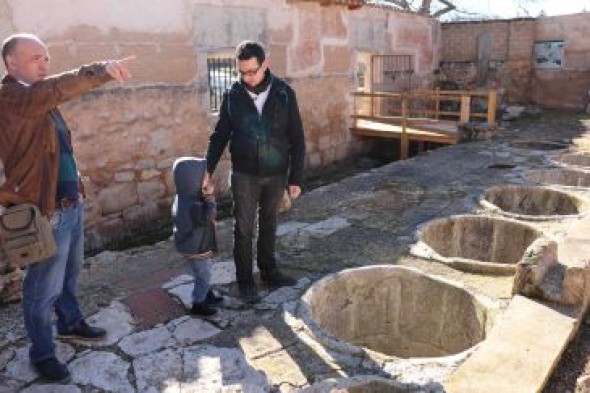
[0,0,440,255]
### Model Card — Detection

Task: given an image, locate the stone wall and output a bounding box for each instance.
[0,247,23,305]
[440,13,590,109]
[0,0,440,254]
[440,18,535,104]
[532,13,590,110]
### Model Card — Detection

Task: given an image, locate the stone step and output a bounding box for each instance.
[444,295,577,393]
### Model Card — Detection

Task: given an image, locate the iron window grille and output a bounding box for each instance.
[207,57,237,112]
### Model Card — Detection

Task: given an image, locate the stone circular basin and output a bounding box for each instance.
[298,266,491,361]
[509,140,569,151]
[554,153,590,170]
[527,168,590,188]
[411,215,543,274]
[480,185,590,220]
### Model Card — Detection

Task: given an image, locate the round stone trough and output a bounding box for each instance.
[526,168,590,188]
[296,266,492,367]
[480,185,590,220]
[411,215,543,274]
[509,140,569,151]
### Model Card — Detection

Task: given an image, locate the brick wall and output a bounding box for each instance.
[440,18,535,104]
[441,14,590,109]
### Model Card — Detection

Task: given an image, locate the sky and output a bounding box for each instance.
[441,0,590,20]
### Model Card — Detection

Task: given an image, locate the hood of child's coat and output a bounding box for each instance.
[172,157,206,197]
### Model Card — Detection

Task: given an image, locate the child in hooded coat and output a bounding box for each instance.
[172,157,222,316]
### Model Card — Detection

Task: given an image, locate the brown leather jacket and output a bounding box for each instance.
[0,63,112,216]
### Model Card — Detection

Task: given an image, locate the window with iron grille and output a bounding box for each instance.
[371,54,414,92]
[207,57,237,112]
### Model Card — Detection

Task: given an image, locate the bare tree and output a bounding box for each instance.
[369,0,456,17]
[511,0,539,16]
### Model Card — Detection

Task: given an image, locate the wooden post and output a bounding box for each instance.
[487,90,497,130]
[435,87,440,120]
[352,93,357,129]
[401,97,409,160]
[460,95,471,125]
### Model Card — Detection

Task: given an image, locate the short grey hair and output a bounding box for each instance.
[1,33,44,67]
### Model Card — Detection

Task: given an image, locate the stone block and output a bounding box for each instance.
[307,152,322,168]
[445,295,576,393]
[323,46,351,74]
[98,182,138,216]
[148,129,174,157]
[118,42,197,84]
[269,25,293,45]
[115,171,135,182]
[318,134,332,151]
[0,268,24,304]
[122,203,160,224]
[137,181,166,204]
[321,147,336,165]
[350,19,386,52]
[321,8,347,39]
[193,5,266,50]
[248,349,308,387]
[140,170,161,181]
[268,44,288,77]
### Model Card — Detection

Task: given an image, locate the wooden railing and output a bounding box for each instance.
[351,89,498,130]
[350,89,498,159]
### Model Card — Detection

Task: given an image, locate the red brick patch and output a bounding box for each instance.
[122,288,186,329]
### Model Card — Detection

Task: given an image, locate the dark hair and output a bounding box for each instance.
[235,41,265,65]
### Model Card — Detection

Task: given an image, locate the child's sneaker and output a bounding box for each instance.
[190,302,217,316]
[205,289,223,305]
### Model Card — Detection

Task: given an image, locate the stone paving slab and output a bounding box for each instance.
[559,218,590,266]
[444,295,577,393]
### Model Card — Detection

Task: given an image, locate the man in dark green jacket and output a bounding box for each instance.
[205,41,306,302]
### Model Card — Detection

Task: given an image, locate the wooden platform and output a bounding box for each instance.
[351,118,459,145]
[350,89,498,159]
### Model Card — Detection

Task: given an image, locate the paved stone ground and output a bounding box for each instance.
[1,110,590,392]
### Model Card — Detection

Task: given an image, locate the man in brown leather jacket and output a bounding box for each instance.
[0,33,133,383]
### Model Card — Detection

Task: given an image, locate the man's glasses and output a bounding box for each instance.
[238,65,261,77]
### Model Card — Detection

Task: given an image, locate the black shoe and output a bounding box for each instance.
[33,357,71,383]
[58,320,106,340]
[238,283,261,304]
[260,270,297,287]
[205,289,223,305]
[191,302,217,316]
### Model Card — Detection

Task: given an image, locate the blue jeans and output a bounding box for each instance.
[187,257,211,304]
[22,201,85,364]
[231,172,286,286]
